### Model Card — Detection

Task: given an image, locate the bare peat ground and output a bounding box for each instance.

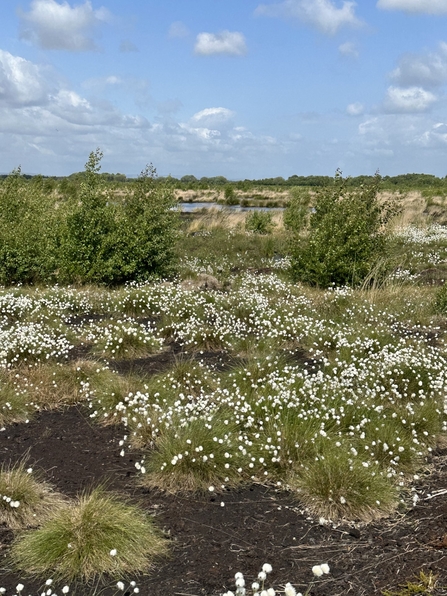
[0,355,447,596]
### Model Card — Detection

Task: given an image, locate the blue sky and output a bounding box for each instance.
[2,0,447,178]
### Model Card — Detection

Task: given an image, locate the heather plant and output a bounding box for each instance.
[290,171,399,287]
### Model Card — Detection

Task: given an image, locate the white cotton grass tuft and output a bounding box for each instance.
[224,561,329,596]
[284,583,298,596]
[312,563,330,577]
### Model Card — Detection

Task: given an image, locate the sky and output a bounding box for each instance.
[2,1,447,178]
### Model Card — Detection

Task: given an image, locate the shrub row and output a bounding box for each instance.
[0,150,179,286]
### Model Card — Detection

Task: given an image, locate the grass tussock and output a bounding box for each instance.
[142,415,244,492]
[10,487,168,582]
[0,370,31,426]
[0,460,65,530]
[289,449,398,521]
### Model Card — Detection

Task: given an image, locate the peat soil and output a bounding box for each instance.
[0,359,447,595]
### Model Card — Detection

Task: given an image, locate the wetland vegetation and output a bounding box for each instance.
[1,153,447,595]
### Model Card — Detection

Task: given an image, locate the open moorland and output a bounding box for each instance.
[1,164,447,596]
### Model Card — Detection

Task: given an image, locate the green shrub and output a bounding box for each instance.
[0,168,59,284]
[289,171,398,288]
[224,184,238,205]
[59,152,179,285]
[110,164,179,283]
[59,149,119,284]
[283,187,311,232]
[245,210,275,235]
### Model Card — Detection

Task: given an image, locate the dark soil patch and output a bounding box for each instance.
[0,408,447,595]
[65,313,111,326]
[280,347,323,372]
[109,348,233,376]
[109,352,181,376]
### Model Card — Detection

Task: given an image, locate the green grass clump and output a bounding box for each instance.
[0,460,65,530]
[143,415,243,492]
[290,448,398,521]
[10,487,167,582]
[382,570,440,595]
[74,363,145,424]
[0,369,31,426]
[89,321,162,359]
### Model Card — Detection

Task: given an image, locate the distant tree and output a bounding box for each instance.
[224,184,238,205]
[181,175,198,184]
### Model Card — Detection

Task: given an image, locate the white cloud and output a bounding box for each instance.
[0,50,53,107]
[383,86,438,113]
[356,113,442,156]
[190,107,235,127]
[421,121,447,146]
[390,43,447,88]
[0,51,283,178]
[347,102,364,115]
[255,0,362,36]
[339,41,359,58]
[377,0,447,14]
[194,31,247,56]
[169,21,190,39]
[183,107,236,141]
[19,0,111,51]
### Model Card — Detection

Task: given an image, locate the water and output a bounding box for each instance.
[178,202,284,212]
